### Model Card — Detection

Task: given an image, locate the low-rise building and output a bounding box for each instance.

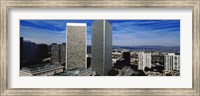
[20,63,64,76]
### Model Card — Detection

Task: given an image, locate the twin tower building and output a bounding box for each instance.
[66,20,112,76]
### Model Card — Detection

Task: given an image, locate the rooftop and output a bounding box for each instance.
[67,23,87,26]
[21,63,64,74]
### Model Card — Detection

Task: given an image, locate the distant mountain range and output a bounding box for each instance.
[88,45,180,49]
[112,45,180,50]
[87,45,180,53]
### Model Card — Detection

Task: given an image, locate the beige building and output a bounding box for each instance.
[66,23,87,70]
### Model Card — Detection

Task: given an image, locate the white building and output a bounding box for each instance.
[112,58,118,64]
[164,53,180,71]
[138,52,151,70]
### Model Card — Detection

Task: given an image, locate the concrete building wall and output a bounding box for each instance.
[173,55,180,70]
[164,55,173,71]
[66,23,87,70]
[164,53,180,71]
[92,20,112,76]
[92,21,104,75]
[123,52,131,65]
[145,53,151,68]
[138,52,151,70]
[60,43,66,65]
[20,37,24,68]
[51,43,60,64]
[138,53,143,70]
[23,41,36,62]
[104,21,112,75]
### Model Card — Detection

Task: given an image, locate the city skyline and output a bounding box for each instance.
[20,20,180,46]
[20,20,180,76]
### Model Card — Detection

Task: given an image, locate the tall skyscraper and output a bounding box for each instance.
[66,23,87,70]
[23,40,36,62]
[51,43,60,64]
[20,37,24,69]
[92,20,112,76]
[138,52,151,70]
[37,44,48,61]
[123,52,131,65]
[164,53,180,71]
[60,43,66,65]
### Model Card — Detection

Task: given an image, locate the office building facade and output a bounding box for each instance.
[51,43,60,64]
[91,20,112,76]
[138,52,152,70]
[66,23,87,70]
[23,40,36,62]
[20,37,24,68]
[164,53,180,71]
[37,44,49,61]
[60,43,66,65]
[123,52,131,65]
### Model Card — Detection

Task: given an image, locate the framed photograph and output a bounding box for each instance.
[1,0,199,96]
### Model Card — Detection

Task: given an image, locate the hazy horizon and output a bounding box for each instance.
[20,38,181,47]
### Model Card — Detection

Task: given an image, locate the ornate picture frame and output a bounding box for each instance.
[0,0,199,95]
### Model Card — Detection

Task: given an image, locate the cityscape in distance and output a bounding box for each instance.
[20,20,180,76]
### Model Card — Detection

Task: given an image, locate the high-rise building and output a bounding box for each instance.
[60,43,66,65]
[23,40,36,62]
[20,37,24,69]
[123,52,130,65]
[164,53,180,71]
[66,23,87,70]
[51,43,60,64]
[173,55,180,70]
[37,44,48,61]
[91,20,112,76]
[138,52,151,70]
[30,42,36,60]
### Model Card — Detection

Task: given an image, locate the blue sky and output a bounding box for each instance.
[20,20,180,46]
